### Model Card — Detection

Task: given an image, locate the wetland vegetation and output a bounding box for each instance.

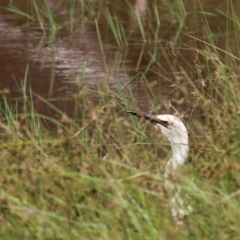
[1,0,240,239]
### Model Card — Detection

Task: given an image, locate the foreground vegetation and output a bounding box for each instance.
[1,0,240,239]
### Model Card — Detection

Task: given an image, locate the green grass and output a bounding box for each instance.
[1,0,240,239]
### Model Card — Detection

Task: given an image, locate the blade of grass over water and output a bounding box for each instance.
[4,5,35,22]
[104,8,128,48]
[184,34,240,61]
[95,18,108,73]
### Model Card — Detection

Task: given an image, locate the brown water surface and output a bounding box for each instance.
[0,0,239,127]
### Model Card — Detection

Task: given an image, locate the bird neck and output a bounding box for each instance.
[165,144,189,177]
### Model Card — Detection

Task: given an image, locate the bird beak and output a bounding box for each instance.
[127,111,169,128]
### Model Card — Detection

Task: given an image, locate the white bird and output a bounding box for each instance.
[127,111,192,225]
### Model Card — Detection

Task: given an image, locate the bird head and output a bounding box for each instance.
[127,110,189,168]
[127,111,188,146]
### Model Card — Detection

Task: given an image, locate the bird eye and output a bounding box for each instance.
[161,120,169,128]
[157,119,169,128]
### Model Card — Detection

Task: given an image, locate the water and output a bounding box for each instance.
[0,0,239,126]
